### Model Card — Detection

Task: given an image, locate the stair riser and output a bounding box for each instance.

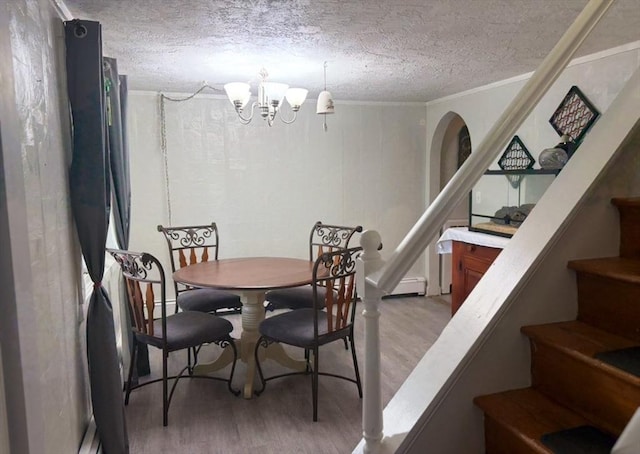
[616,204,640,259]
[576,273,640,343]
[484,416,550,454]
[530,340,639,436]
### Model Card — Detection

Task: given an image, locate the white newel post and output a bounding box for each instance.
[357,230,385,454]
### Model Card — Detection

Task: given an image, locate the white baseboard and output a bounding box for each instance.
[389,277,426,296]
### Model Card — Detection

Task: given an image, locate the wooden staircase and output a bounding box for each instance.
[474,197,640,453]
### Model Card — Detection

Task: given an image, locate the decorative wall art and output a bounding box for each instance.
[549,85,600,157]
[497,135,535,188]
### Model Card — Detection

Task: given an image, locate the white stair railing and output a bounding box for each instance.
[356,0,616,452]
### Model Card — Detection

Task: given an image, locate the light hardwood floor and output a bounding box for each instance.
[125,295,451,453]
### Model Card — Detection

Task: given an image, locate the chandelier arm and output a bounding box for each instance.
[266,109,276,127]
[235,102,257,124]
[264,105,278,127]
[278,109,298,124]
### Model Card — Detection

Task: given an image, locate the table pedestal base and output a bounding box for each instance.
[192,290,307,398]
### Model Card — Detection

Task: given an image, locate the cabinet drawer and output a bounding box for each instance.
[451,241,502,315]
[456,241,502,262]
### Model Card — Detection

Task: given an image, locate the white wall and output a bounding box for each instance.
[425,43,640,294]
[127,94,427,295]
[0,0,89,452]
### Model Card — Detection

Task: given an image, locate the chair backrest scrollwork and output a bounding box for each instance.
[312,246,362,335]
[157,222,221,271]
[108,249,167,338]
[157,222,223,300]
[309,221,363,261]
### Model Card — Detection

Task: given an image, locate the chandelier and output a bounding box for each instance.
[224,68,308,126]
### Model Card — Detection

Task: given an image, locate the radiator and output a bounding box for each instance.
[389,277,426,296]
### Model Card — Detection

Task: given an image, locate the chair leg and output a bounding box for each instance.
[349,333,362,398]
[343,337,349,350]
[162,349,169,427]
[226,337,240,396]
[304,348,311,373]
[124,339,138,404]
[188,345,202,375]
[254,336,268,395]
[312,346,319,422]
[187,347,194,375]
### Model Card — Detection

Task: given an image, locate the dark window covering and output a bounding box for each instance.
[104,58,130,250]
[104,59,150,378]
[65,19,129,454]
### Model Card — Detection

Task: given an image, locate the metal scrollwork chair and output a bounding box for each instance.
[265,221,362,312]
[157,222,242,315]
[254,246,363,421]
[108,249,239,427]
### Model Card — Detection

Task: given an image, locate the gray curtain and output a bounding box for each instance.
[65,20,129,454]
[104,58,130,249]
[103,58,150,377]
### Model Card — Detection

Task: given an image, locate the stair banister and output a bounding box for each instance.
[367,0,616,296]
[357,0,616,453]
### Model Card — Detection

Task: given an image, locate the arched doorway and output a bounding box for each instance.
[431,113,472,294]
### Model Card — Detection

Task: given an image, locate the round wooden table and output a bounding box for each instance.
[173,257,314,398]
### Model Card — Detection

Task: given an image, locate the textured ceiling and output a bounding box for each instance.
[62,0,640,102]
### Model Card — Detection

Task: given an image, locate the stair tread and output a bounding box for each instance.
[612,197,640,207]
[540,425,616,453]
[567,257,640,284]
[474,388,592,443]
[521,321,640,380]
[595,347,640,377]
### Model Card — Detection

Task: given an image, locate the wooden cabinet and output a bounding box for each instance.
[451,240,501,315]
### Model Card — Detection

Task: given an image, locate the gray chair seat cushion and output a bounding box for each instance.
[259,308,346,348]
[265,286,330,311]
[177,288,242,313]
[138,311,233,352]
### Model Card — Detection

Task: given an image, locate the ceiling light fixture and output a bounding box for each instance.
[316,61,334,132]
[224,67,308,127]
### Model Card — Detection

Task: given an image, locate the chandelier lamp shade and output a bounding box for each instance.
[316,61,334,132]
[224,67,308,126]
[316,90,334,115]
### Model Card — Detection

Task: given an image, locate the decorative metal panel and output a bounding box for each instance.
[549,85,600,145]
[498,135,535,188]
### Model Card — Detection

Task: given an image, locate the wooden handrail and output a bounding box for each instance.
[366,0,615,295]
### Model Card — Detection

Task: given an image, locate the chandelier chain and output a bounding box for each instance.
[159,83,221,225]
[159,94,172,225]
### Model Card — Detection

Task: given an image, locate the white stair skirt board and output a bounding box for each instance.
[78,417,101,454]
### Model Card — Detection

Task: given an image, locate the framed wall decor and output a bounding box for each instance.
[497,135,535,188]
[549,85,600,148]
